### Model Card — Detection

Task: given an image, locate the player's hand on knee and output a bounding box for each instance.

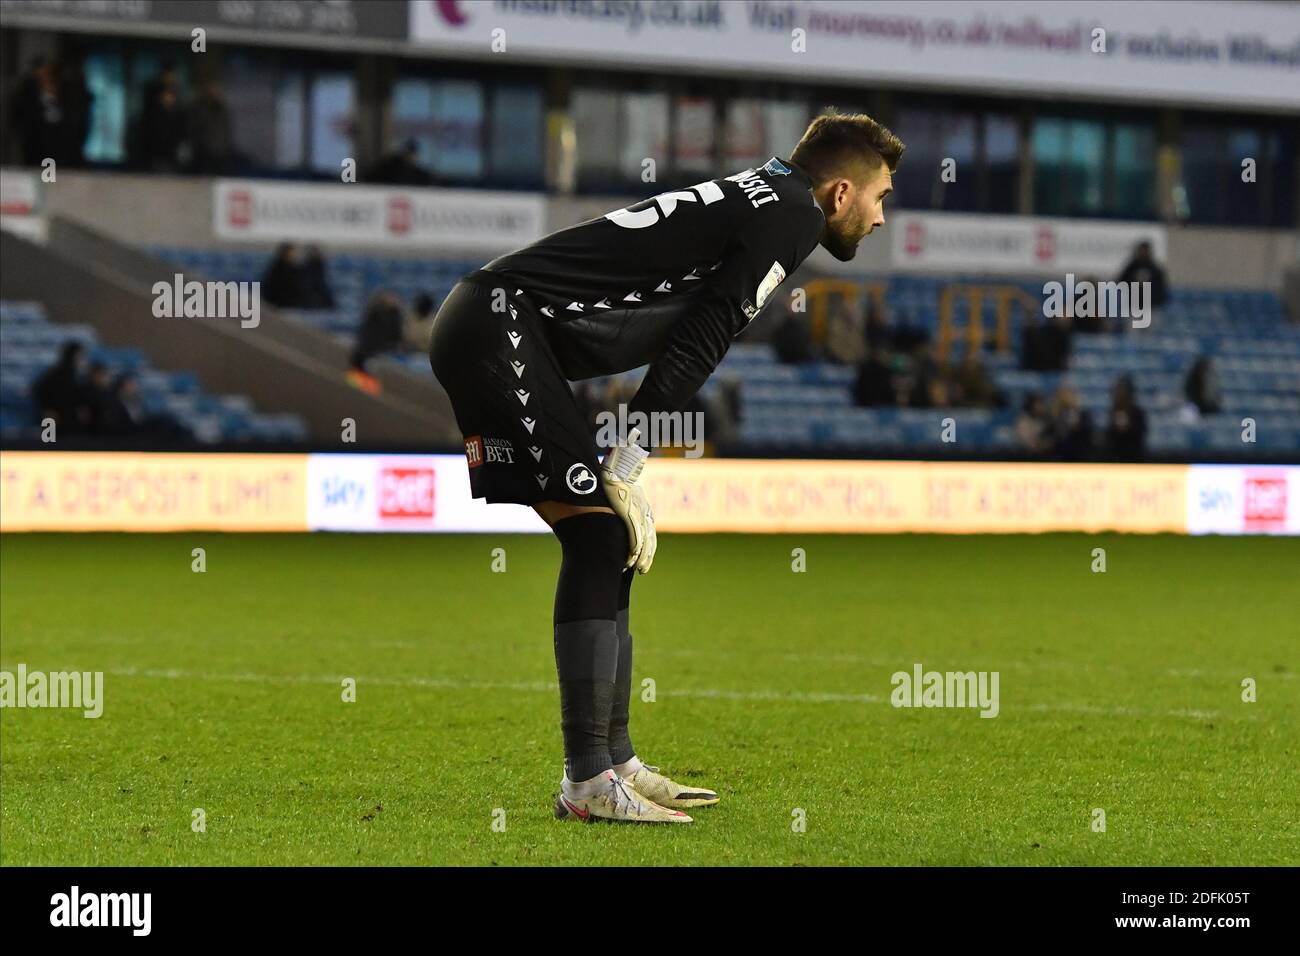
[599,427,655,573]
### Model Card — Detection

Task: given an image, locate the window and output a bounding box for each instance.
[1113,123,1157,220]
[673,95,714,175]
[1182,118,1296,227]
[489,85,544,187]
[224,52,281,170]
[726,98,809,169]
[620,91,669,181]
[572,88,621,187]
[308,72,354,175]
[1033,113,1157,219]
[894,105,999,212]
[83,47,127,163]
[391,77,485,182]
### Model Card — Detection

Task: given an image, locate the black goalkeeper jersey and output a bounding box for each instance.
[473,156,825,416]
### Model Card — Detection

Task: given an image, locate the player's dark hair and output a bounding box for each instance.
[791,110,905,186]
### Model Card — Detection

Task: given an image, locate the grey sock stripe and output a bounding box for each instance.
[616,609,629,639]
[554,619,619,682]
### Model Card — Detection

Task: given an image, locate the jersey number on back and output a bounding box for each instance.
[605,180,726,230]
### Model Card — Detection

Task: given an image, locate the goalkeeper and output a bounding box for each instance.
[428,111,903,824]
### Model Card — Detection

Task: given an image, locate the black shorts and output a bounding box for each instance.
[429,271,602,507]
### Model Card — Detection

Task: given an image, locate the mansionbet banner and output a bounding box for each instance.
[411,1,1300,112]
[890,212,1168,276]
[3,454,1296,535]
[212,179,545,250]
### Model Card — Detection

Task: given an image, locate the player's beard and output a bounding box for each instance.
[822,208,867,262]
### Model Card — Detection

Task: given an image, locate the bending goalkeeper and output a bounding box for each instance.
[429,111,903,824]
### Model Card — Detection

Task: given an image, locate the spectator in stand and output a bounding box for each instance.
[31,341,86,430]
[58,59,92,168]
[259,244,310,309]
[81,362,117,435]
[1015,391,1052,454]
[403,292,438,353]
[347,291,405,394]
[711,375,744,445]
[890,308,929,353]
[1184,356,1222,416]
[299,246,336,310]
[862,296,893,353]
[903,343,947,408]
[187,77,234,175]
[1117,241,1169,329]
[137,62,186,172]
[952,353,1000,408]
[1049,385,1094,461]
[1072,277,1108,334]
[101,373,190,440]
[825,300,865,365]
[11,58,64,168]
[368,140,434,186]
[1105,374,1148,460]
[771,300,814,364]
[852,347,894,408]
[1022,310,1072,372]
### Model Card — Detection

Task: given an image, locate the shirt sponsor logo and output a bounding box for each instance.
[464,435,484,468]
[483,436,516,464]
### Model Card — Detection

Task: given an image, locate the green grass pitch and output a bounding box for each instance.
[1,531,1296,866]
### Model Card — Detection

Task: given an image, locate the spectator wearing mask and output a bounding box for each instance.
[1106,375,1148,460]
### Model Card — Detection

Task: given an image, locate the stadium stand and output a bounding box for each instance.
[148,247,1300,457]
[0,300,308,443]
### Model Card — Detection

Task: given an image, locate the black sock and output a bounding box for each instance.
[609,568,637,766]
[552,513,626,783]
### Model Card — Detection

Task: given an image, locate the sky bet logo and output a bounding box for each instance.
[50,886,151,936]
[379,467,435,519]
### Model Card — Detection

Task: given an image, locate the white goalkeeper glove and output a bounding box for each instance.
[599,426,657,574]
